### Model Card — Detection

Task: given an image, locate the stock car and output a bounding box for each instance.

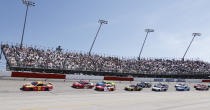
[95,81,116,91]
[195,84,209,90]
[176,85,190,91]
[20,81,53,91]
[194,84,201,88]
[175,83,186,88]
[124,85,143,91]
[72,81,94,89]
[137,82,152,88]
[152,83,168,91]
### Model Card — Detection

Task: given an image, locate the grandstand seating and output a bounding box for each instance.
[1,43,210,78]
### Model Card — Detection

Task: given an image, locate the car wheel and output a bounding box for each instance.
[30,88,33,91]
[20,87,24,91]
[45,88,49,91]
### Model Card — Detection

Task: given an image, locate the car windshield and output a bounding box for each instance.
[31,82,37,86]
[96,83,104,86]
[107,85,112,87]
[130,85,136,87]
[155,85,162,88]
[79,81,84,84]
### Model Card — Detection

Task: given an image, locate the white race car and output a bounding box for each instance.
[152,84,168,91]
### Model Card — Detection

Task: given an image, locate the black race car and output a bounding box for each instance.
[137,82,152,88]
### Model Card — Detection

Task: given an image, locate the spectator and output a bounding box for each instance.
[1,43,210,74]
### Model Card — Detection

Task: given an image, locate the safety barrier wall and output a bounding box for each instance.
[11,72,66,79]
[0,71,12,77]
[134,78,153,82]
[65,74,104,80]
[202,80,210,82]
[134,78,202,83]
[0,71,206,83]
[104,76,134,81]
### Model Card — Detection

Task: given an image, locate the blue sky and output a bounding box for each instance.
[1,0,210,70]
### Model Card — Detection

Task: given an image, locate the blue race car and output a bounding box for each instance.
[176,85,190,91]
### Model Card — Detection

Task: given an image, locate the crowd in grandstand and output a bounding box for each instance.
[1,44,210,74]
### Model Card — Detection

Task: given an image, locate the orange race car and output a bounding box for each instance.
[20,81,53,91]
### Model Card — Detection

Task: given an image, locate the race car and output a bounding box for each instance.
[195,84,209,90]
[137,82,152,88]
[95,81,116,91]
[156,83,168,89]
[152,83,168,91]
[176,85,190,91]
[124,85,142,91]
[103,80,115,86]
[175,83,186,88]
[20,81,53,91]
[72,81,94,89]
[194,84,201,88]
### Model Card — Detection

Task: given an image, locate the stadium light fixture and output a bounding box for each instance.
[138,29,155,60]
[20,0,35,49]
[88,19,108,55]
[182,33,201,61]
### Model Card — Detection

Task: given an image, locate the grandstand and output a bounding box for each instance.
[1,43,210,79]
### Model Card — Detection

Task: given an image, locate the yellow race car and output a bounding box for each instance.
[20,81,53,91]
[125,85,142,91]
[103,80,115,86]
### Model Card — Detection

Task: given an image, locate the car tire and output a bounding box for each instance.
[45,88,49,91]
[30,88,33,91]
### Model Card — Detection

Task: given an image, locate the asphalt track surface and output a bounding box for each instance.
[0,78,210,110]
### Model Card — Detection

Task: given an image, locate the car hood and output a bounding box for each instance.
[23,83,34,87]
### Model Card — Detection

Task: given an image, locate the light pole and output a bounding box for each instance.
[20,0,35,49]
[182,33,201,61]
[88,19,108,55]
[138,29,154,60]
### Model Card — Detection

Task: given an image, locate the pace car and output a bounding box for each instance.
[137,82,152,88]
[176,85,190,91]
[20,81,53,91]
[152,83,168,91]
[72,81,94,89]
[195,84,209,90]
[124,85,142,91]
[95,81,116,91]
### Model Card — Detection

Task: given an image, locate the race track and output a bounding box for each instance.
[0,78,210,110]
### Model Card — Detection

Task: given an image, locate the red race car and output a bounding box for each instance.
[95,82,116,91]
[195,84,209,90]
[194,84,201,88]
[72,81,94,89]
[20,81,53,91]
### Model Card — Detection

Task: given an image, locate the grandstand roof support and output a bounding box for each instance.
[138,29,154,60]
[88,20,108,55]
[20,0,35,49]
[182,33,201,61]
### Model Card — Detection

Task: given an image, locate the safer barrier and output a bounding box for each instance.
[0,71,12,77]
[104,76,134,81]
[66,74,104,80]
[202,80,210,82]
[11,72,66,79]
[0,71,205,82]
